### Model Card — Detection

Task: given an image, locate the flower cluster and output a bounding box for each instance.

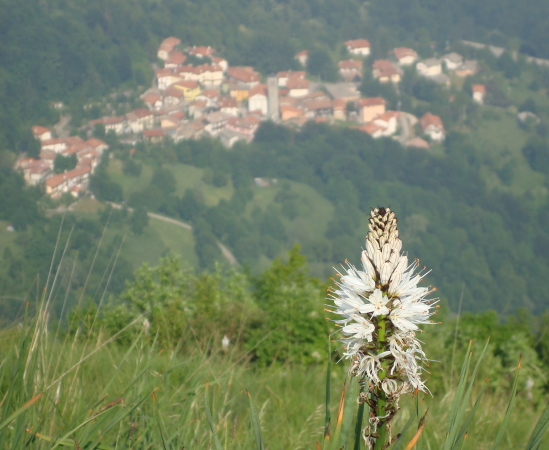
[329,207,438,425]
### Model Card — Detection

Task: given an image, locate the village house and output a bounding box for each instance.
[163,86,184,106]
[416,58,442,77]
[373,111,399,137]
[187,45,216,59]
[344,39,371,56]
[202,111,229,136]
[160,117,179,134]
[16,158,51,185]
[32,126,52,141]
[157,37,181,60]
[126,109,154,133]
[103,116,127,135]
[301,98,333,119]
[338,60,363,81]
[218,96,239,117]
[225,116,259,139]
[420,112,445,142]
[76,149,100,172]
[164,50,187,69]
[85,138,108,154]
[280,105,305,122]
[287,76,310,97]
[358,97,386,122]
[172,80,201,101]
[294,50,308,67]
[248,84,268,115]
[277,71,306,87]
[442,52,463,70]
[45,165,92,198]
[455,60,478,77]
[143,93,163,110]
[188,100,208,118]
[333,99,347,120]
[372,60,401,83]
[472,84,486,104]
[229,84,251,102]
[227,67,260,88]
[211,56,228,72]
[39,150,56,168]
[143,129,165,144]
[156,69,183,90]
[392,47,418,66]
[196,88,220,107]
[355,122,385,138]
[40,138,67,153]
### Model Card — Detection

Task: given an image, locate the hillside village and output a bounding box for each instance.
[22,36,490,197]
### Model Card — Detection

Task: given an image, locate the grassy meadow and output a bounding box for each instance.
[1,287,548,449]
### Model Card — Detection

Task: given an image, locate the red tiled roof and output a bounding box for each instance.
[164,86,184,98]
[166,50,186,65]
[143,93,162,104]
[338,60,362,69]
[200,89,220,98]
[219,96,238,108]
[32,126,50,136]
[406,137,430,149]
[143,129,165,137]
[85,138,107,149]
[45,165,91,188]
[472,84,486,93]
[174,80,200,89]
[249,84,268,97]
[161,37,181,48]
[358,97,386,107]
[345,39,371,49]
[41,138,66,146]
[132,108,153,118]
[420,112,443,130]
[227,67,260,83]
[392,47,418,60]
[277,70,305,79]
[295,50,308,58]
[286,76,309,90]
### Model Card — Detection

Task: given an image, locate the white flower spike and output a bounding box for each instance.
[328,207,438,446]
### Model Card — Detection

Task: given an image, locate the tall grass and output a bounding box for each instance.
[1,306,548,449]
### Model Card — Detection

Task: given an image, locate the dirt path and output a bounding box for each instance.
[107,202,239,265]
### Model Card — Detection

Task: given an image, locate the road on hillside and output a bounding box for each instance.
[105,202,239,265]
[54,115,71,138]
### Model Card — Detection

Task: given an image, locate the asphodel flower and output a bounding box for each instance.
[328,207,438,448]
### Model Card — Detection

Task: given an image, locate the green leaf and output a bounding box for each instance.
[323,337,332,450]
[391,413,417,450]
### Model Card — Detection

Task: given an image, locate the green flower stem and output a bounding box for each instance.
[374,315,389,450]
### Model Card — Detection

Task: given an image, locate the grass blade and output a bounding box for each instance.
[392,413,418,450]
[340,375,360,449]
[525,401,549,450]
[323,338,332,450]
[330,380,347,450]
[451,379,489,450]
[404,409,428,450]
[152,390,170,450]
[246,389,265,450]
[0,394,43,431]
[204,382,223,450]
[490,356,521,450]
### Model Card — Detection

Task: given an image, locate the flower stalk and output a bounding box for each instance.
[328,207,438,449]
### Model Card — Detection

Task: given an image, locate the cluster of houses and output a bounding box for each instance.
[22,37,492,195]
[16,126,108,198]
[80,37,473,148]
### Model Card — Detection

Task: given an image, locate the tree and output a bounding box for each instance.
[131,207,149,235]
[53,154,77,173]
[307,48,337,82]
[151,167,176,195]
